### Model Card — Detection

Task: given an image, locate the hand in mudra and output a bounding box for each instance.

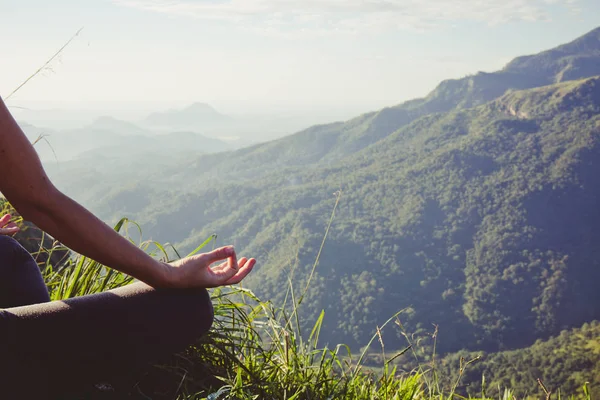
[0,214,19,236]
[168,246,255,288]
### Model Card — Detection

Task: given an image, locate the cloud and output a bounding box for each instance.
[113,0,579,35]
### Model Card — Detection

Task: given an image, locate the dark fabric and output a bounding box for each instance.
[0,235,51,307]
[0,236,214,399]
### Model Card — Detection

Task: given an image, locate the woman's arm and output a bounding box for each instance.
[0,98,254,288]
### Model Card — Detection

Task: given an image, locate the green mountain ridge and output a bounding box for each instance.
[505,26,600,80]
[152,26,600,187]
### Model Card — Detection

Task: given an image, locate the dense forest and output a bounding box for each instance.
[40,26,600,368]
[161,76,600,354]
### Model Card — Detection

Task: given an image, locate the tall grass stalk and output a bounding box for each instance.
[5,27,83,101]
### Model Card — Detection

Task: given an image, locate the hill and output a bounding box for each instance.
[439,321,600,399]
[88,116,147,135]
[23,119,231,162]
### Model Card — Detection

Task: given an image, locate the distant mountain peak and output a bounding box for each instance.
[384,25,600,119]
[503,26,600,76]
[568,26,600,50]
[143,102,231,129]
[184,102,219,113]
[93,115,120,123]
[545,25,600,55]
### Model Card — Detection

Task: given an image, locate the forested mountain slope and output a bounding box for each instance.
[128,76,600,354]
[439,321,600,398]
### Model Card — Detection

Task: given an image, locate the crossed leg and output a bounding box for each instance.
[0,235,214,398]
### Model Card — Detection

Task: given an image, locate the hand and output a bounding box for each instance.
[166,246,255,289]
[0,214,19,236]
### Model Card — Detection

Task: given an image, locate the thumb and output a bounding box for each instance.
[0,214,11,228]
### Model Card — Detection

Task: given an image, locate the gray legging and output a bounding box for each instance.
[0,235,214,398]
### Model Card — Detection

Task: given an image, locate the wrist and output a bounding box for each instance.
[149,261,179,288]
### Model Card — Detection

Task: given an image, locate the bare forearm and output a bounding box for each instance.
[17,190,171,287]
[0,97,172,288]
[0,97,255,290]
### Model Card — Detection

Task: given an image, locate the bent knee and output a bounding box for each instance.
[160,287,214,342]
[108,283,214,336]
[0,235,22,252]
[0,235,31,264]
[187,288,214,337]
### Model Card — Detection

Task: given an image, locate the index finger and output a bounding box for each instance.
[203,246,238,270]
[0,227,19,236]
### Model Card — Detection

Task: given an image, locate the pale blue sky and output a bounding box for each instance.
[1,0,598,114]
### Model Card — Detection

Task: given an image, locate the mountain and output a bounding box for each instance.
[124,76,600,353]
[154,26,600,186]
[505,26,600,82]
[401,27,600,116]
[143,102,231,130]
[47,28,600,355]
[23,119,231,162]
[76,130,231,159]
[88,116,147,135]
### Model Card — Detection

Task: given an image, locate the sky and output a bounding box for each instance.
[1,0,599,116]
